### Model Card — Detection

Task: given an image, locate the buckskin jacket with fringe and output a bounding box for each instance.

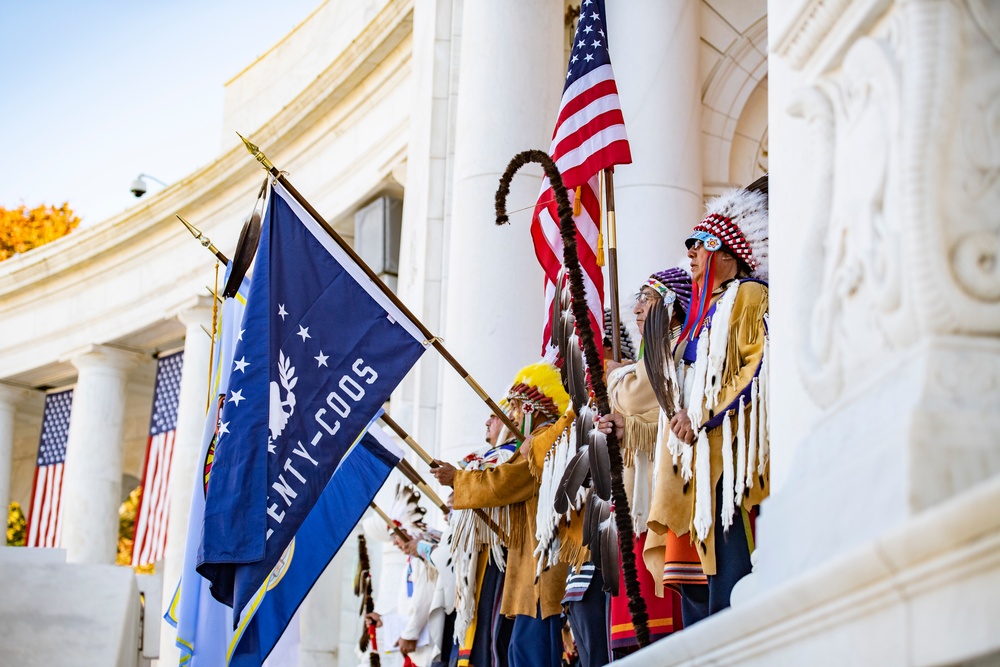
[646,279,769,576]
[452,415,573,619]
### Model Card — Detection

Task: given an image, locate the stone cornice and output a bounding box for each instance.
[237,0,415,170]
[772,0,891,73]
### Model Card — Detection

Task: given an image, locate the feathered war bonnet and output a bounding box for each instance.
[500,361,570,439]
[681,175,769,341]
[686,175,769,281]
[368,483,429,543]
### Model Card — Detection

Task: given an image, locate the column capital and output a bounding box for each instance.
[65,344,147,374]
[173,295,216,330]
[0,382,30,408]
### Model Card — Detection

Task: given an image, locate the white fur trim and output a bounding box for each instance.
[693,428,713,542]
[631,452,652,529]
[721,411,735,532]
[745,377,759,486]
[734,395,747,506]
[686,329,711,428]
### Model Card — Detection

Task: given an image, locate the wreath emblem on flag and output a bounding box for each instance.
[268,351,298,443]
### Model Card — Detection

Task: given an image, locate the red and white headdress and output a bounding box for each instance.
[687,180,769,282]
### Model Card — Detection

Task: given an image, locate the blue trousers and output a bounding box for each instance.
[565,568,610,667]
[680,480,753,626]
[508,605,563,667]
[470,560,513,667]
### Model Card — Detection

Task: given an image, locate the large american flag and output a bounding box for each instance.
[132,351,184,566]
[25,389,73,548]
[531,0,631,355]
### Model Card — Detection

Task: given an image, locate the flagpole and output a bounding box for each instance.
[603,168,623,362]
[177,215,229,265]
[380,412,437,467]
[380,411,510,539]
[394,457,450,515]
[369,502,410,542]
[237,133,523,442]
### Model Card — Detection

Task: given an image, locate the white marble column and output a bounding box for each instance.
[392,0,458,456]
[438,0,564,461]
[605,0,703,290]
[158,300,214,667]
[0,383,28,515]
[61,345,145,564]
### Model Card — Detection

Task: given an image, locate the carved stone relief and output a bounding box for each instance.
[792,33,915,406]
[791,0,1000,407]
[944,1,1000,307]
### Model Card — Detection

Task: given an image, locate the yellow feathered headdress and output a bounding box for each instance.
[502,361,570,424]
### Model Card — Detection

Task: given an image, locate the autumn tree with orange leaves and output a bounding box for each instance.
[0,203,80,261]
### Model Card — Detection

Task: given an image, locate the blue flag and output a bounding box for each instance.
[166,266,247,666]
[229,424,403,666]
[198,181,428,619]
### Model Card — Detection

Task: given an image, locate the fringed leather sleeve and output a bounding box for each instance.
[558,509,590,569]
[453,453,535,510]
[621,409,659,467]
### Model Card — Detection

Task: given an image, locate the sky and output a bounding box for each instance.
[0,0,320,225]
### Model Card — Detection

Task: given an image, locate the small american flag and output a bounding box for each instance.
[132,351,184,566]
[531,0,631,355]
[25,389,74,548]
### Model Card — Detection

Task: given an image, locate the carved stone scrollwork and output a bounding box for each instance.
[947,1,1000,305]
[790,87,842,406]
[792,34,915,406]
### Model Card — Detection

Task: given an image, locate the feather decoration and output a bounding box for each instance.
[599,509,620,597]
[556,443,590,514]
[642,298,678,419]
[535,427,575,574]
[385,483,428,541]
[588,426,611,500]
[496,149,650,647]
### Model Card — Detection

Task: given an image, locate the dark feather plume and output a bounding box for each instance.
[588,427,611,500]
[642,301,677,419]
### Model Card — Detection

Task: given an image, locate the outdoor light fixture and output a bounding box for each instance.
[130,173,168,198]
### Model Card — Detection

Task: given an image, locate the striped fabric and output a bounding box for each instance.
[132,351,184,566]
[25,389,74,548]
[663,562,708,589]
[531,0,631,356]
[562,562,596,603]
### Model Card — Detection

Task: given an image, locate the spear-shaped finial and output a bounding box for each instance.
[177,215,230,265]
[237,132,275,172]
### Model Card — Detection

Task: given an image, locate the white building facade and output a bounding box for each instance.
[1,0,997,665]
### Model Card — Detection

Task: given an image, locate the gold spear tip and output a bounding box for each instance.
[237,132,274,171]
[176,214,203,240]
